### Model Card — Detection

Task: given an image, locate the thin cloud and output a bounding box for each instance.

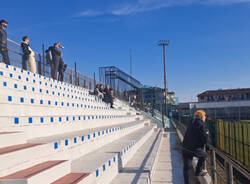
[112,0,250,15]
[75,0,250,17]
[74,10,104,17]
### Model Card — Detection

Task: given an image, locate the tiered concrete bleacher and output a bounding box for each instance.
[0,63,165,184]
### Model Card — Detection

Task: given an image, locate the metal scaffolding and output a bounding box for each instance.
[99,66,143,106]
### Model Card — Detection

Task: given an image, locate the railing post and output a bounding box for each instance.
[70,69,73,84]
[226,163,234,184]
[94,72,96,87]
[89,80,92,90]
[212,150,217,184]
[76,72,78,86]
[38,54,42,75]
[228,163,233,184]
[74,62,77,86]
[84,77,86,88]
[42,44,45,76]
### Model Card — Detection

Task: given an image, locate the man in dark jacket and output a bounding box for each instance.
[182,110,209,184]
[58,58,67,82]
[0,19,10,65]
[49,43,62,80]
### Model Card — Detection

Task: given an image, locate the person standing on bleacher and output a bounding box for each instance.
[0,19,10,65]
[58,58,67,82]
[182,110,209,184]
[49,43,63,80]
[21,36,36,73]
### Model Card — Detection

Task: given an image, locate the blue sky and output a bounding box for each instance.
[2,0,250,102]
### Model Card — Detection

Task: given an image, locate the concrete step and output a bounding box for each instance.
[0,63,96,99]
[51,173,90,184]
[110,130,162,184]
[71,126,154,184]
[0,143,53,175]
[0,132,26,148]
[0,70,111,107]
[151,132,184,184]
[28,120,145,144]
[28,120,146,161]
[0,86,126,116]
[0,160,70,184]
[0,143,40,155]
[0,114,137,139]
[0,120,147,177]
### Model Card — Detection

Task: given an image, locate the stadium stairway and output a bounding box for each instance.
[0,63,182,184]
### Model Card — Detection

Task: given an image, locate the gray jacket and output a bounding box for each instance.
[50,46,62,63]
[0,26,7,49]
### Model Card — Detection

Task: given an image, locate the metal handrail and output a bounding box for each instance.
[5,38,97,91]
[7,38,40,55]
[208,144,250,181]
[3,38,135,105]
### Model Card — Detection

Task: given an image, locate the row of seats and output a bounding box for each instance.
[0,63,117,110]
[0,63,133,130]
[0,71,111,110]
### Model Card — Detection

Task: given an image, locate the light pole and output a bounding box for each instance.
[158,40,169,124]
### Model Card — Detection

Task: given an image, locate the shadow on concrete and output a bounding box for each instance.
[167,131,186,184]
[111,131,161,184]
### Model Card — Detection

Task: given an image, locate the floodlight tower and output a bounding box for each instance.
[158,40,169,120]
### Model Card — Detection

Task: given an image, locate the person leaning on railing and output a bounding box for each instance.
[182,110,209,184]
[21,36,36,73]
[0,19,10,65]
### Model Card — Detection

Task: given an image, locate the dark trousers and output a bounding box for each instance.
[58,71,64,82]
[110,98,114,108]
[0,48,10,65]
[182,149,207,184]
[104,95,114,108]
[22,56,28,70]
[51,60,59,80]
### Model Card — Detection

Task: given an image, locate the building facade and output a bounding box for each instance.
[197,88,250,102]
[142,86,176,116]
[196,88,250,120]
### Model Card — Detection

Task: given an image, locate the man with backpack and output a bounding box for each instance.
[46,43,63,80]
[0,19,10,65]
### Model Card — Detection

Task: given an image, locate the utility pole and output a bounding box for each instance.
[129,49,132,78]
[129,49,133,105]
[158,40,170,124]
